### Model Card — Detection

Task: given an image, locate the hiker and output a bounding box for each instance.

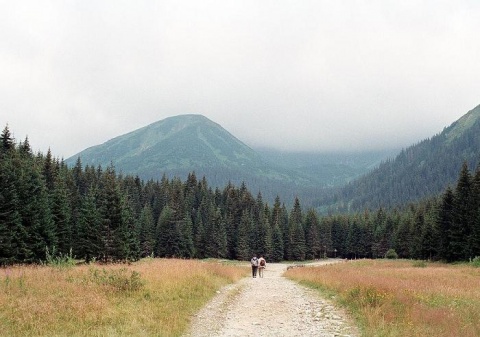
[258,255,266,278]
[251,255,259,278]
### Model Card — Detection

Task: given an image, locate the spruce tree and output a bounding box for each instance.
[270,219,284,262]
[304,209,321,259]
[98,165,123,261]
[138,204,156,258]
[257,205,272,259]
[179,212,195,258]
[0,125,14,153]
[17,155,56,262]
[437,187,455,261]
[193,211,206,258]
[452,162,473,260]
[0,152,26,264]
[155,205,179,257]
[236,210,252,260]
[51,168,73,255]
[288,197,305,260]
[115,195,140,261]
[77,187,101,263]
[470,164,480,257]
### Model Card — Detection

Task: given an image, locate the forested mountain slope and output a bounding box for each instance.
[66,115,318,203]
[66,114,389,205]
[318,104,480,212]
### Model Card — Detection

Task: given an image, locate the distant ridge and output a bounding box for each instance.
[319,104,480,212]
[65,114,317,202]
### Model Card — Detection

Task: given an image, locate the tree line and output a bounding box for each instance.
[320,110,480,212]
[1,125,479,265]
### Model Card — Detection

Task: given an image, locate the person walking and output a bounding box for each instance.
[258,255,266,278]
[251,255,259,278]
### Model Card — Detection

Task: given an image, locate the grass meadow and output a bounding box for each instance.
[0,259,248,337]
[286,259,480,337]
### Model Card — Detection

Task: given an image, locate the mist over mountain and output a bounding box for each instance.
[318,104,480,212]
[65,114,388,204]
[66,104,480,209]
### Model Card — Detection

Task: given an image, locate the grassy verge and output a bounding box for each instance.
[285,259,480,337]
[0,259,248,336]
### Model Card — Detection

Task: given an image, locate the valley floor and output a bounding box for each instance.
[183,260,358,337]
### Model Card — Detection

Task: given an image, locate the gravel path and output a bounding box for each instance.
[184,261,358,337]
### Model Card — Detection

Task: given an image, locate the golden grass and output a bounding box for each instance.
[286,260,480,337]
[0,259,248,337]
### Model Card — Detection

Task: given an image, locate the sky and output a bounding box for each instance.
[1,1,479,159]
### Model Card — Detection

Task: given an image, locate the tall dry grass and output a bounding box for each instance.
[286,260,480,337]
[0,259,248,337]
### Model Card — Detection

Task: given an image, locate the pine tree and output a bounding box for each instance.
[257,205,272,259]
[437,187,455,261]
[394,212,414,259]
[77,187,101,263]
[179,212,195,258]
[270,219,284,262]
[51,168,73,255]
[420,202,440,260]
[98,165,123,261]
[115,195,140,261]
[235,210,252,260]
[155,205,179,257]
[288,197,305,260]
[470,164,480,257]
[346,218,362,259]
[43,148,56,192]
[138,204,156,257]
[452,162,473,260]
[304,209,321,259]
[0,151,26,264]
[16,155,56,262]
[193,211,206,258]
[213,208,228,258]
[0,125,14,153]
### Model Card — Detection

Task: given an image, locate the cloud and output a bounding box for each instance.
[1,0,479,157]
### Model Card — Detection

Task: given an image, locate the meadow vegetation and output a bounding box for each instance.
[286,259,480,337]
[0,259,248,336]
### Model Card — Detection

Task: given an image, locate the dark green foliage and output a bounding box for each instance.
[0,151,25,265]
[138,204,156,258]
[288,198,306,260]
[270,220,284,262]
[235,210,253,260]
[257,205,272,259]
[385,249,398,259]
[76,188,101,263]
[0,125,15,153]
[304,209,321,259]
[323,104,480,212]
[2,123,479,265]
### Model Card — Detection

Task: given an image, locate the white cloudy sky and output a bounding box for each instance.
[1,1,479,158]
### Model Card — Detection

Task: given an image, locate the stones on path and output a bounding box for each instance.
[184,262,358,337]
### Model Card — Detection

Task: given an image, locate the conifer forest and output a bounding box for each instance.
[1,125,479,265]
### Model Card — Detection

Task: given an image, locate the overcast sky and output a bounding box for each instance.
[1,1,479,158]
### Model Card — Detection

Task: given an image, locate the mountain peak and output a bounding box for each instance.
[66,114,264,182]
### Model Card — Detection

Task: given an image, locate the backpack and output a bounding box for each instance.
[260,259,265,267]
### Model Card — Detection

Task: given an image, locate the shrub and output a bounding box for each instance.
[470,256,480,268]
[88,267,145,292]
[385,249,398,259]
[45,247,76,268]
[412,260,427,268]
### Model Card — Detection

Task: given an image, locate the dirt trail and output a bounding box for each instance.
[184,260,358,337]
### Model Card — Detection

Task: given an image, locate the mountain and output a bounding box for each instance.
[317,104,480,212]
[65,115,315,202]
[256,148,398,187]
